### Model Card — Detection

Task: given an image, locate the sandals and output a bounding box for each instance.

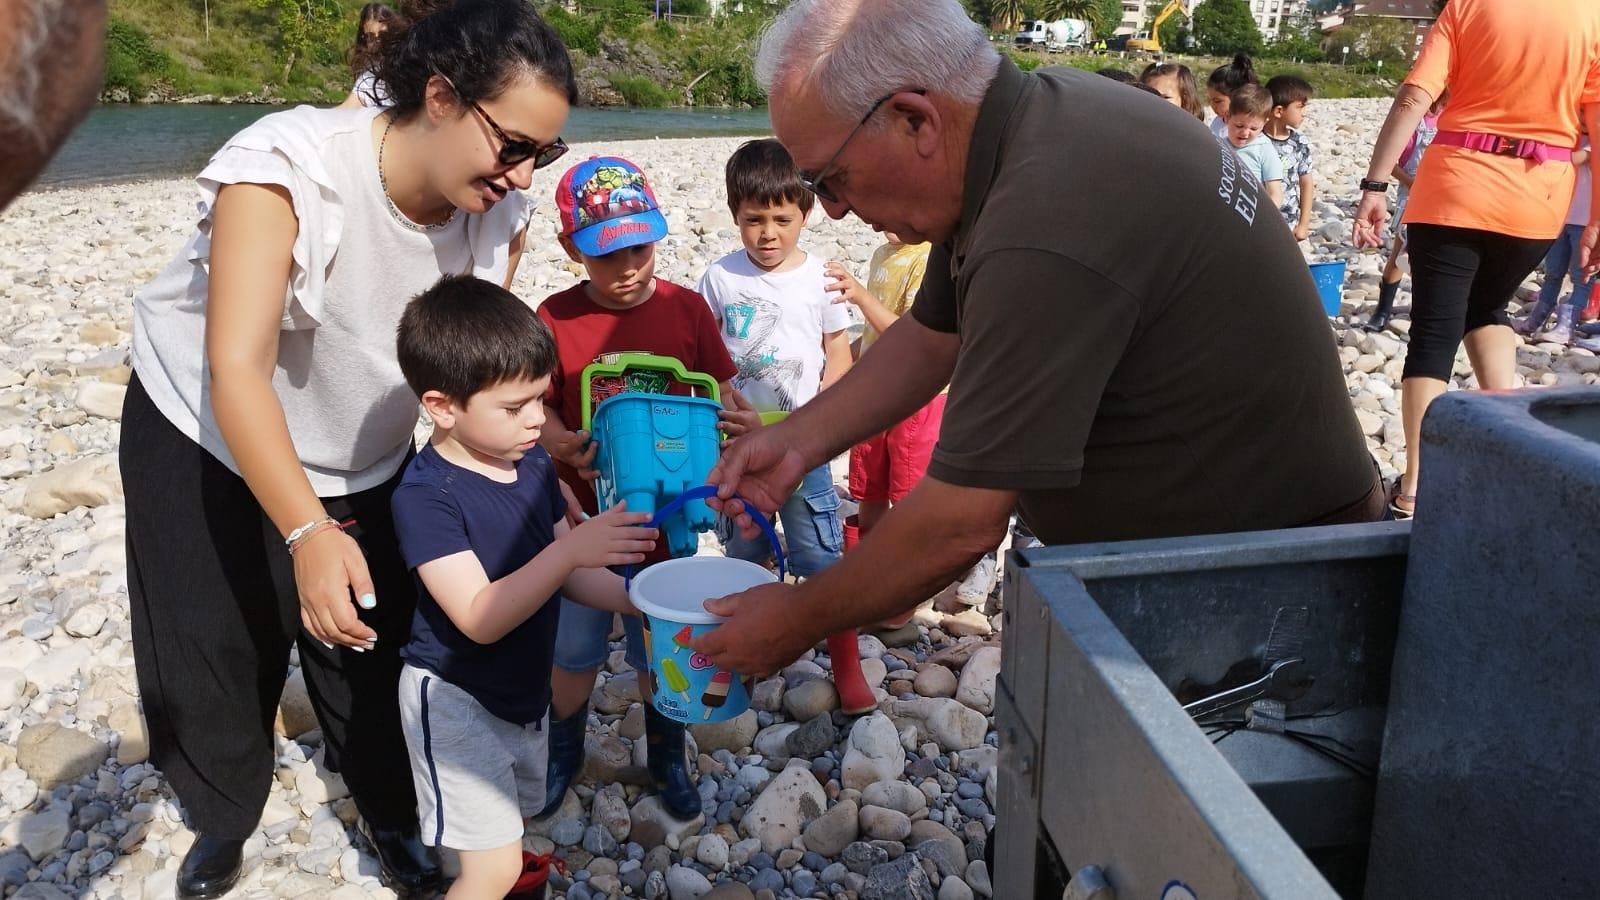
[1388,488,1416,520]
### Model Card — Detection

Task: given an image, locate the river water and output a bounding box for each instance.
[36,104,773,188]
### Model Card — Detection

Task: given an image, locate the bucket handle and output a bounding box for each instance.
[624,484,786,587]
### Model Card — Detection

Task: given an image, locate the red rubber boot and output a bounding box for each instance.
[829,516,877,715]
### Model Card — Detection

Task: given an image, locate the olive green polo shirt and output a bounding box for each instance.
[912,59,1379,544]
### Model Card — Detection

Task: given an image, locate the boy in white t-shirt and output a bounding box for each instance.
[699,139,854,579]
[698,138,871,702]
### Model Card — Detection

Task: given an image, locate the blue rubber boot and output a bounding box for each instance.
[644,705,702,818]
[537,703,588,818]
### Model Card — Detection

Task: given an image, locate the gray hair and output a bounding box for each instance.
[755,0,1000,121]
[0,0,62,149]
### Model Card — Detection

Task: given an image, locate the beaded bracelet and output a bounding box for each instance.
[288,520,346,556]
[284,516,338,551]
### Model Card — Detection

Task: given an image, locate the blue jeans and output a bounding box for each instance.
[1536,224,1595,313]
[553,596,647,673]
[722,464,842,579]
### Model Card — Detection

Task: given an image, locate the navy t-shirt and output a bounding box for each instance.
[391,443,567,725]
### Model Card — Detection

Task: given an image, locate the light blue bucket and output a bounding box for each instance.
[627,486,785,724]
[1309,260,1348,317]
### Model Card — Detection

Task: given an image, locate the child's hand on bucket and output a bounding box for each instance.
[549,428,600,480]
[718,387,762,441]
[560,501,657,568]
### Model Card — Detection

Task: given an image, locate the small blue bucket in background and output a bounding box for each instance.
[1309,260,1348,317]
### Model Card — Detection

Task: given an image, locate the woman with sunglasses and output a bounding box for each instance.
[121,1,572,896]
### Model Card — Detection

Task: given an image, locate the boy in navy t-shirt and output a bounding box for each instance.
[390,275,657,899]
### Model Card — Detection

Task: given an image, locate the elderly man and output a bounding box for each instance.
[694,0,1383,675]
[0,0,106,209]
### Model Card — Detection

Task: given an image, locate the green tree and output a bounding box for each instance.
[1157,13,1188,52]
[1338,15,1414,64]
[1265,10,1324,61]
[1092,0,1122,37]
[1043,0,1107,34]
[1191,0,1263,57]
[987,0,1033,31]
[249,0,345,76]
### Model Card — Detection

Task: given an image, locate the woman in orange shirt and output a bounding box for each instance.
[1353,0,1600,517]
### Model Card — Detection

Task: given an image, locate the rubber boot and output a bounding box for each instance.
[644,705,702,818]
[1517,296,1557,336]
[828,515,879,715]
[1365,278,1400,332]
[536,703,588,818]
[1548,303,1576,344]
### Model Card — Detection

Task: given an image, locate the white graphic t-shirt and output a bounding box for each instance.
[698,250,853,413]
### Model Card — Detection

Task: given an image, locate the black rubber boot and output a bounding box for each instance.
[177,834,244,899]
[644,705,702,818]
[1365,278,1400,332]
[537,703,589,817]
[356,819,442,898]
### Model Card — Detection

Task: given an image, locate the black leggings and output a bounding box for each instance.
[1402,223,1555,381]
[121,374,419,838]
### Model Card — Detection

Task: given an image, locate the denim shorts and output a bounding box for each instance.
[552,596,648,673]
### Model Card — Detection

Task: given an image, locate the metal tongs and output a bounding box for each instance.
[1183,657,1314,720]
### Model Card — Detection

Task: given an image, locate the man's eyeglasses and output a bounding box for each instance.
[800,89,926,204]
[440,75,568,170]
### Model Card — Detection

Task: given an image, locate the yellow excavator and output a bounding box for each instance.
[1127,0,1189,54]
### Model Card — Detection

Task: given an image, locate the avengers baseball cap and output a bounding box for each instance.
[555,156,669,257]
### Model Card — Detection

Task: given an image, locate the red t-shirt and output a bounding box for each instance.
[537,278,737,519]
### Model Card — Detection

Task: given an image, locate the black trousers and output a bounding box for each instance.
[121,374,418,839]
[1403,223,1555,382]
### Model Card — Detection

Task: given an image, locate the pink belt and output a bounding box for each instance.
[1433,130,1574,164]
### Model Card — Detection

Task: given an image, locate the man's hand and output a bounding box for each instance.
[708,421,813,538]
[690,581,819,675]
[1352,191,1389,249]
[558,502,657,569]
[548,428,599,480]
[824,261,870,307]
[718,386,762,440]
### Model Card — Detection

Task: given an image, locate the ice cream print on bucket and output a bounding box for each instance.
[628,486,785,723]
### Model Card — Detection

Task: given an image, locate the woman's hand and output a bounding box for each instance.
[294,528,379,649]
[1581,221,1599,280]
[548,428,599,480]
[1352,191,1389,249]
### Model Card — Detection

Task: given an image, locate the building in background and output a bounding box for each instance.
[1128,0,1307,42]
[1317,0,1438,59]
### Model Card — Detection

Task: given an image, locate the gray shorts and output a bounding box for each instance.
[398,665,549,851]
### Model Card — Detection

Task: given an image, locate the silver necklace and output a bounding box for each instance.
[378,116,458,233]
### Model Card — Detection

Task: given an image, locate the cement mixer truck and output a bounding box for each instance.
[1013,18,1089,50]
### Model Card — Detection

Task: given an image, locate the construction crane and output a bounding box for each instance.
[1127,0,1189,54]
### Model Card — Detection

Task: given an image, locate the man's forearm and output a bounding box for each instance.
[784,315,957,465]
[793,478,1012,637]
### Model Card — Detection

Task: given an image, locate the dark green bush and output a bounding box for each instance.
[544,6,603,55]
[609,74,674,107]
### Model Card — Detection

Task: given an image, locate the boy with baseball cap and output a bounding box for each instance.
[534,156,752,820]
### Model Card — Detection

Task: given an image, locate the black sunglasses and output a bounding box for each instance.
[440,76,568,170]
[800,88,927,204]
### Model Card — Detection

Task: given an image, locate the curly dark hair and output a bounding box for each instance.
[374,0,578,121]
[349,3,398,77]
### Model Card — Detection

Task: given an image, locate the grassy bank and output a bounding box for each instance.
[102,0,770,106]
[1006,47,1401,99]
